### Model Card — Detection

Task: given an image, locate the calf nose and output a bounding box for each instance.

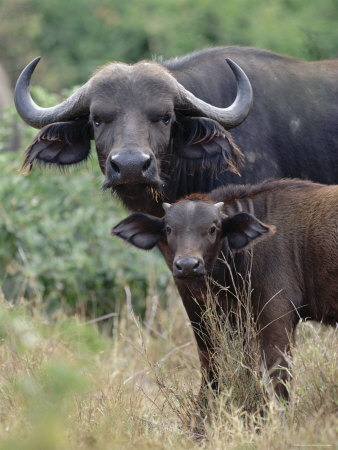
[108,151,156,185]
[173,257,205,278]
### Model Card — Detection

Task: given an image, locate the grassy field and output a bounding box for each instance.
[0,280,336,450]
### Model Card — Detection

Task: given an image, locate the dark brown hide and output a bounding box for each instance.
[112,179,338,400]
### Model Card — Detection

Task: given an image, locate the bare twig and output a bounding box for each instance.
[84,312,118,325]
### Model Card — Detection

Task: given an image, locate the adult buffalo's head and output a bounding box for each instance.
[15,57,252,208]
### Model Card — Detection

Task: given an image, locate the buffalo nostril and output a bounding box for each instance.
[193,260,200,271]
[142,156,152,173]
[110,160,120,174]
[175,261,183,271]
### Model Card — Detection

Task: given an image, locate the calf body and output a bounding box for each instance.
[112,179,338,399]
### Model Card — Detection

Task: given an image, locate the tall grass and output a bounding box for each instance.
[0,276,336,449]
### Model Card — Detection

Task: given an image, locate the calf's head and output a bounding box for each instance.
[112,199,275,279]
[15,58,252,204]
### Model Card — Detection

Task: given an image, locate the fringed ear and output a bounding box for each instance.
[222,212,276,251]
[21,118,91,173]
[172,114,243,176]
[111,213,165,250]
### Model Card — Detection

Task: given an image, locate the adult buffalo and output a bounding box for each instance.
[15,47,338,217]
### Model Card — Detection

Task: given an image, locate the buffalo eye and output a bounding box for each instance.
[162,113,172,125]
[209,225,217,236]
[166,225,172,235]
[92,115,102,127]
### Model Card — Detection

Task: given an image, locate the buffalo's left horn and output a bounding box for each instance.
[162,203,172,213]
[176,58,253,128]
[14,57,89,129]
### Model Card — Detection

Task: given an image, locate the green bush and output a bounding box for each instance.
[1,0,337,90]
[0,148,170,316]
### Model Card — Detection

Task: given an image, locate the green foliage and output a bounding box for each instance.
[0,85,55,152]
[1,0,337,90]
[0,147,169,315]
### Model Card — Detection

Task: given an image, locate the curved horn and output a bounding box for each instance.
[214,202,224,212]
[14,57,89,129]
[176,58,253,128]
[162,203,171,213]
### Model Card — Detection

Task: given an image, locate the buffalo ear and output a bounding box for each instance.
[173,115,243,174]
[222,212,275,251]
[21,119,91,172]
[111,213,165,250]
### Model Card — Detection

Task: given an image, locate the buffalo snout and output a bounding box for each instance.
[105,150,158,187]
[173,256,206,278]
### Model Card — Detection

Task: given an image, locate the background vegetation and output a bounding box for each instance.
[1,0,337,313]
[0,148,169,316]
[0,1,337,447]
[1,0,338,89]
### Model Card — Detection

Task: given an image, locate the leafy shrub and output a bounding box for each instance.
[1,0,338,91]
[0,148,170,316]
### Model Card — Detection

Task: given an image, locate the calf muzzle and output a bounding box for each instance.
[173,256,206,278]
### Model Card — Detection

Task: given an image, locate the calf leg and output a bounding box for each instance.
[177,285,219,394]
[256,289,300,403]
[259,325,296,402]
[197,347,219,393]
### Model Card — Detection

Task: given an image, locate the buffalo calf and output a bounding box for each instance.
[112,179,338,400]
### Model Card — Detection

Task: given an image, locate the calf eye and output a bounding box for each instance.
[209,225,216,236]
[92,115,102,127]
[166,226,172,235]
[162,113,171,125]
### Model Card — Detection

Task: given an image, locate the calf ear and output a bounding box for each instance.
[21,119,91,173]
[222,212,275,251]
[111,213,165,250]
[173,115,243,174]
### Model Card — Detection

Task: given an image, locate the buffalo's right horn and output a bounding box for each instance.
[14,57,89,129]
[176,58,253,129]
